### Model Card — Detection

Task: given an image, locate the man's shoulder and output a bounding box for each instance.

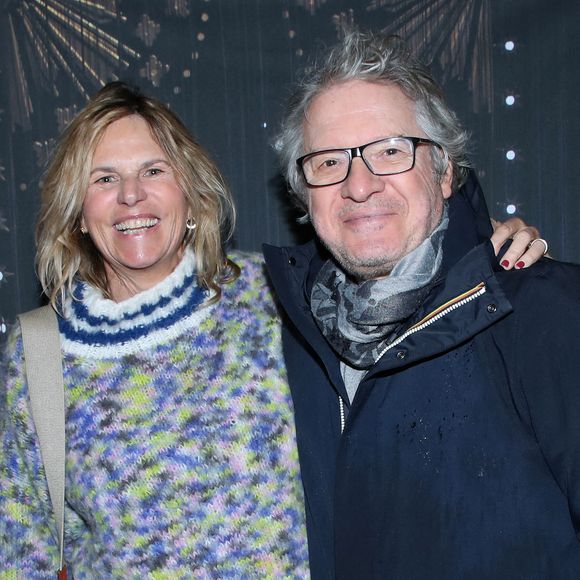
[263,239,318,264]
[492,258,580,342]
[497,258,580,304]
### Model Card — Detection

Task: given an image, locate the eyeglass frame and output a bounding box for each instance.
[295,136,442,188]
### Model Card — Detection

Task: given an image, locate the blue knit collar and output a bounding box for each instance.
[59,248,212,358]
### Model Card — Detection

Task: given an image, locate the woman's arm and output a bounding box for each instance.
[0,325,62,575]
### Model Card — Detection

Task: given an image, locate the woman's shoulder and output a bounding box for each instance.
[1,319,29,419]
[2,317,24,369]
[226,250,269,290]
[223,250,280,315]
[228,249,265,271]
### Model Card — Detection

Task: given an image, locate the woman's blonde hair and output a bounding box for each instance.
[37,81,238,309]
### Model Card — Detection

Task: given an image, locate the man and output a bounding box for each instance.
[264,30,580,579]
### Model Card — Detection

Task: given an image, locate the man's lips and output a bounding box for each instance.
[342,210,395,226]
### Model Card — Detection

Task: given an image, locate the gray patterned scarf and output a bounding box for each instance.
[310,209,449,369]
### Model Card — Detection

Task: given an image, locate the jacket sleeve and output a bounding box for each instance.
[0,323,62,577]
[508,261,580,537]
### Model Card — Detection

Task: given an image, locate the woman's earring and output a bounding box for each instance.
[80,224,88,234]
[186,217,197,231]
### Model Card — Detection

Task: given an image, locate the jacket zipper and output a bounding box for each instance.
[339,282,487,433]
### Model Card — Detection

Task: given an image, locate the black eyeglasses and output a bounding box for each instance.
[296,136,441,187]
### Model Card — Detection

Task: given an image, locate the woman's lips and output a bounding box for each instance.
[114,217,159,233]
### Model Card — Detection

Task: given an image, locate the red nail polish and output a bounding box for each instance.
[501,260,510,268]
[515,261,525,269]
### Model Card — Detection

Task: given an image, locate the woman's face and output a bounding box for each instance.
[82,114,189,300]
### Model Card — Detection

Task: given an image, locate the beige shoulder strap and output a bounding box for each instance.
[18,305,66,573]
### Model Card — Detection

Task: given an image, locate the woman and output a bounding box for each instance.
[0,82,309,577]
[0,81,542,577]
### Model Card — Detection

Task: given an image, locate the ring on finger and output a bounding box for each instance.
[529,238,549,256]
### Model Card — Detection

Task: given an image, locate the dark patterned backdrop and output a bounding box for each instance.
[0,0,578,341]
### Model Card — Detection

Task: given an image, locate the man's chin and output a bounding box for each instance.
[333,251,397,282]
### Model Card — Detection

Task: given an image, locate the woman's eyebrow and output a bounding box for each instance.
[89,158,170,176]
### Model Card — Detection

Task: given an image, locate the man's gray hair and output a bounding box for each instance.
[275,29,472,209]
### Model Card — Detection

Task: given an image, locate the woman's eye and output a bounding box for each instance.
[146,167,163,176]
[95,175,115,184]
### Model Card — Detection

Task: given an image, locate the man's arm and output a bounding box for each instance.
[508,262,580,534]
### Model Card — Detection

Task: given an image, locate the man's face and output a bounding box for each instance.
[302,80,453,280]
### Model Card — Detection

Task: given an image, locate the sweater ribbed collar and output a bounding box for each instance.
[59,248,212,358]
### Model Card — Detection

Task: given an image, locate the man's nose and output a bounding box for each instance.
[118,176,146,206]
[340,157,384,201]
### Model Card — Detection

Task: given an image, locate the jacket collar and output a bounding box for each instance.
[440,170,492,276]
[264,239,350,401]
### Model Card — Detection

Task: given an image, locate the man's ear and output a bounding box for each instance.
[306,190,314,216]
[441,159,453,199]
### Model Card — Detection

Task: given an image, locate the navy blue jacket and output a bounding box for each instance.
[263,176,580,579]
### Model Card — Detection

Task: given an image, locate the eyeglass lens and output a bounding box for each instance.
[301,137,417,187]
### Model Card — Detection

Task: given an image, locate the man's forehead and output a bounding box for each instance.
[302,80,419,150]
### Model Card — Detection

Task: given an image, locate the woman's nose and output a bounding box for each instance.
[117,176,146,206]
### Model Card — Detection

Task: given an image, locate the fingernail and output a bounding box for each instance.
[515,261,525,269]
[501,260,510,269]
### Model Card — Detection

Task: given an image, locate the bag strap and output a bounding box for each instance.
[18,305,66,575]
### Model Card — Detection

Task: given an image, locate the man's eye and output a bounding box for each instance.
[383,147,403,156]
[315,156,346,171]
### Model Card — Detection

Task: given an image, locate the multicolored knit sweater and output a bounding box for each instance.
[0,250,309,578]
